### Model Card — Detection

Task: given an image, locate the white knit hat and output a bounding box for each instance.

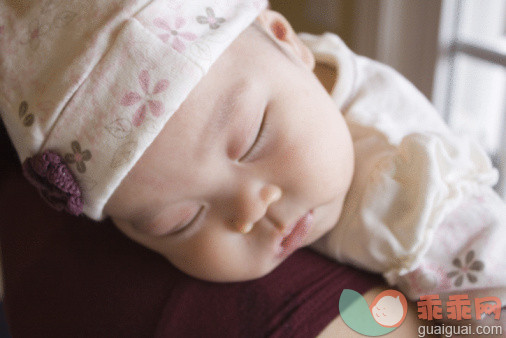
[0,0,268,220]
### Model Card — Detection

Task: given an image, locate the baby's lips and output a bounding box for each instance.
[277,210,313,258]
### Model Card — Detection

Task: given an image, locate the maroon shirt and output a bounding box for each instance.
[0,123,381,337]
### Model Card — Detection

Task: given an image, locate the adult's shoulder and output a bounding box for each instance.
[155,249,382,337]
[0,160,381,338]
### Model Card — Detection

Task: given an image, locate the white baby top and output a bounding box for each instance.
[300,33,503,300]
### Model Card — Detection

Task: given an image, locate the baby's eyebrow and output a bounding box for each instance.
[208,80,251,133]
[194,79,260,163]
[192,80,250,158]
[218,80,250,119]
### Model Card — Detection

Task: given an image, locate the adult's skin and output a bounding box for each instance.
[320,286,428,337]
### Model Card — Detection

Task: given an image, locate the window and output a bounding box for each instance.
[433,0,506,198]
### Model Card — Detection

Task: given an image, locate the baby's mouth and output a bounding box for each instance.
[276,210,313,259]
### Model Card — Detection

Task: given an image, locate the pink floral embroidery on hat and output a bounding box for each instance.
[21,19,50,50]
[196,7,226,30]
[21,11,77,51]
[64,140,92,173]
[165,0,183,10]
[120,70,170,127]
[19,100,35,127]
[154,17,197,52]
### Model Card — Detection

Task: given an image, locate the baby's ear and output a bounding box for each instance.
[256,9,315,70]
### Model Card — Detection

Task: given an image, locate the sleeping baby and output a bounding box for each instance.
[1,0,504,325]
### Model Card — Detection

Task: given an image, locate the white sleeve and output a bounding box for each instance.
[395,185,506,304]
[306,33,499,283]
[313,131,498,277]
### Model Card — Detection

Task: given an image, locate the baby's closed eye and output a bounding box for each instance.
[239,106,271,162]
[169,205,205,235]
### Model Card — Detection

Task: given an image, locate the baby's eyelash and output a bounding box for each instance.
[172,205,205,235]
[239,110,269,162]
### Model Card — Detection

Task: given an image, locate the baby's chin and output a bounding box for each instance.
[171,258,284,283]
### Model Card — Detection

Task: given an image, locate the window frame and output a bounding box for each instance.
[432,0,506,197]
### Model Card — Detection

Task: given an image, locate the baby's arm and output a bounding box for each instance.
[394,185,506,300]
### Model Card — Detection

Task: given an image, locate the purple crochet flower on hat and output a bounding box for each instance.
[22,150,84,216]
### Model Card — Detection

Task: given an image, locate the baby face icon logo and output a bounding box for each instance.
[339,289,408,336]
[370,290,408,328]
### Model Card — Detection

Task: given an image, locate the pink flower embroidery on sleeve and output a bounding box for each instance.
[447,250,484,287]
[154,17,197,52]
[120,70,170,127]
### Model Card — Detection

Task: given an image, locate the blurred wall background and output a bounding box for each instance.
[270,0,442,101]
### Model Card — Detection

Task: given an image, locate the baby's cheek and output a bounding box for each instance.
[289,139,345,198]
[163,231,244,282]
[131,220,171,236]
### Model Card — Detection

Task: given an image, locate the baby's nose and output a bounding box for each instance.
[260,184,282,206]
[236,183,282,234]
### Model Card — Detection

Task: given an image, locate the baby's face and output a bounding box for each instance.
[106,12,355,282]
